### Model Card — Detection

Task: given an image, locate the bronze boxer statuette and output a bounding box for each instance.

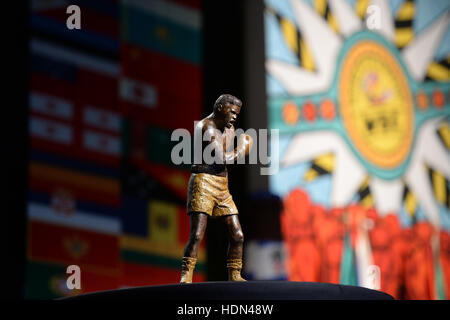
[180,94,253,283]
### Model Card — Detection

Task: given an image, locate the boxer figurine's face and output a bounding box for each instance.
[218,104,241,128]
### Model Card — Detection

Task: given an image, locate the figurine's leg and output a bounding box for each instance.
[184,212,208,257]
[180,212,208,283]
[224,214,246,281]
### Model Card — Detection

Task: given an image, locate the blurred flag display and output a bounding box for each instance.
[265,0,450,299]
[26,0,204,299]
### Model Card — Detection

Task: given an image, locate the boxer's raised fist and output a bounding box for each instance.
[238,134,253,156]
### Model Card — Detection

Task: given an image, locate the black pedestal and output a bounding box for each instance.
[62,281,394,300]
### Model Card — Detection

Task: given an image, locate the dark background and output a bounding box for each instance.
[7,1,30,299]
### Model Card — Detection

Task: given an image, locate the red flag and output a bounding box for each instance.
[28,220,120,270]
[120,43,202,130]
[133,158,190,201]
[120,262,205,287]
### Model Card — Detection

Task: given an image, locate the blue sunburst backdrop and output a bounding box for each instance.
[265,0,450,299]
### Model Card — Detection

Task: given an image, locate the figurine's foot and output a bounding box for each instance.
[228,271,247,281]
[180,271,193,283]
[227,259,247,281]
[180,257,197,283]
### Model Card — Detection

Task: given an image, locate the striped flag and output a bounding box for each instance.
[31,38,119,77]
[120,196,206,272]
[122,120,191,170]
[119,77,158,108]
[29,149,120,180]
[120,261,205,287]
[28,161,121,207]
[31,38,120,113]
[30,38,121,166]
[28,220,120,270]
[26,261,120,299]
[132,159,190,201]
[147,125,190,167]
[29,116,73,145]
[121,42,202,103]
[80,105,121,159]
[82,130,121,156]
[28,190,121,236]
[30,91,74,120]
[121,0,202,65]
[120,43,202,129]
[83,106,121,132]
[30,0,119,54]
[148,200,178,245]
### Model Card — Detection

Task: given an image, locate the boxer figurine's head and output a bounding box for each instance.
[213,94,242,129]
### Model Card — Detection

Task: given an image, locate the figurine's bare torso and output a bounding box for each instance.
[191,117,236,177]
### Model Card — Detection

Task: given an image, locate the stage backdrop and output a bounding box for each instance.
[26,0,204,299]
[265,0,450,299]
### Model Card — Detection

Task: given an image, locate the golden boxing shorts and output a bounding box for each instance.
[187,173,238,217]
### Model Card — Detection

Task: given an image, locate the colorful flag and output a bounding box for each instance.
[31,38,119,89]
[148,200,178,245]
[122,120,192,167]
[121,0,202,65]
[120,43,202,130]
[25,260,119,299]
[147,126,184,166]
[30,1,119,55]
[83,106,121,132]
[120,261,205,287]
[28,220,120,270]
[120,198,203,267]
[121,122,191,200]
[30,38,121,166]
[133,159,190,201]
[119,77,158,108]
[29,116,73,145]
[28,191,121,236]
[28,161,121,207]
[29,149,120,180]
[121,42,202,104]
[82,130,121,156]
[30,91,74,120]
[121,160,183,204]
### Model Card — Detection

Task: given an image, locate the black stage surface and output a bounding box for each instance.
[62,281,394,300]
